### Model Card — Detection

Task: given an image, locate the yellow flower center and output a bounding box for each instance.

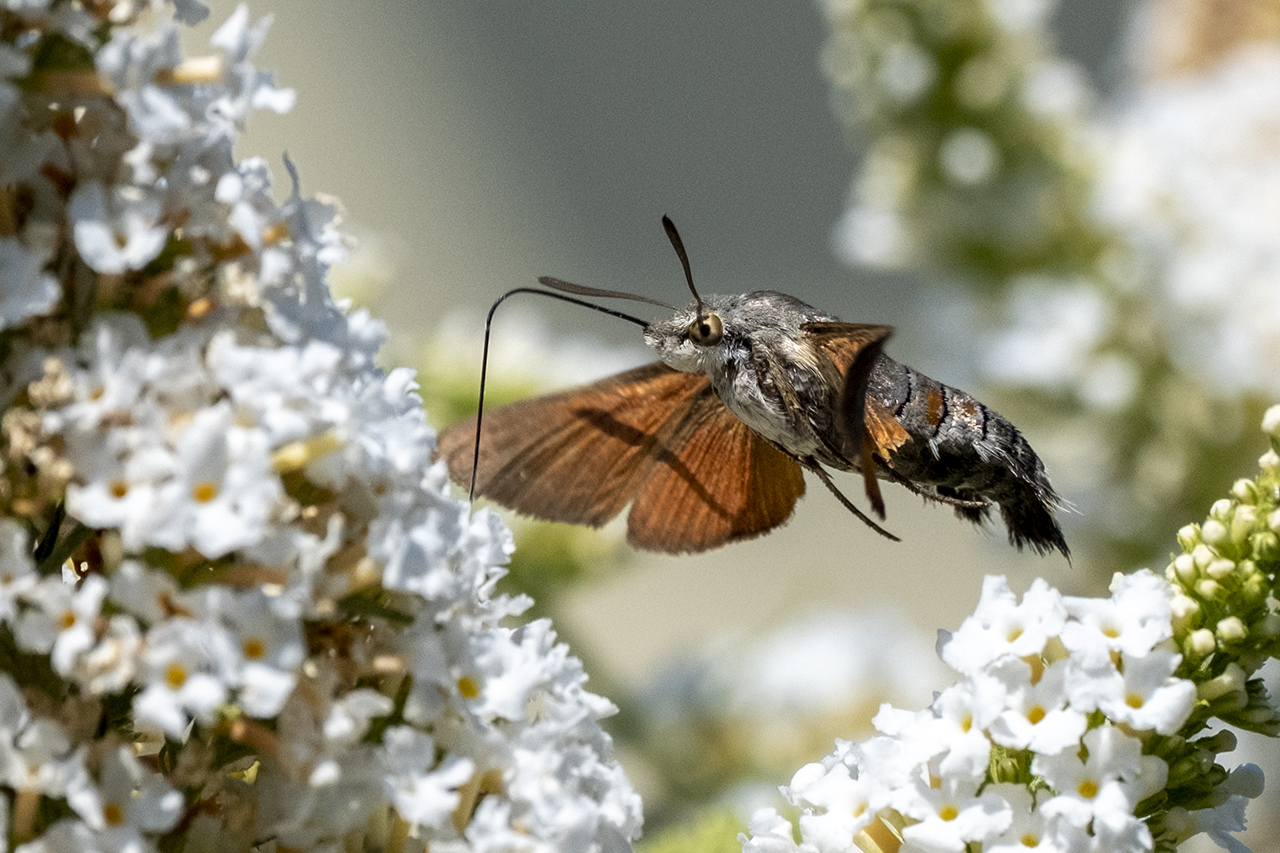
[938,805,959,822]
[1021,832,1040,847]
[192,481,219,503]
[103,802,124,826]
[1026,705,1046,724]
[166,663,188,689]
[457,675,480,699]
[1078,779,1098,799]
[110,480,129,499]
[243,638,266,660]
[59,611,77,630]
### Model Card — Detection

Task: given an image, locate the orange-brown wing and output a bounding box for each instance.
[435,363,711,527]
[626,387,806,554]
[802,322,905,517]
[801,322,906,451]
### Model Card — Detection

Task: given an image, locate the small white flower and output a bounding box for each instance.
[0,237,58,330]
[133,618,233,737]
[64,432,172,549]
[984,785,1090,853]
[380,726,475,831]
[195,586,303,718]
[44,313,152,433]
[0,519,38,625]
[1066,648,1195,735]
[68,182,168,275]
[1061,570,1175,667]
[90,746,183,836]
[14,575,109,676]
[788,760,882,849]
[1034,725,1166,827]
[69,614,141,695]
[929,682,997,778]
[148,402,281,558]
[940,577,1067,675]
[323,688,394,747]
[984,659,1088,755]
[1089,781,1155,853]
[892,775,1013,853]
[107,560,186,626]
[741,808,813,853]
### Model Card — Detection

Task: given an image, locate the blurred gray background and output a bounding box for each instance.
[191,0,1126,683]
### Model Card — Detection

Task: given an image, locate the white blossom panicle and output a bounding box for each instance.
[819,0,1091,273]
[0,2,639,850]
[743,570,1264,853]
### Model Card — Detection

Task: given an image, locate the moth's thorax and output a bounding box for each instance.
[643,290,838,454]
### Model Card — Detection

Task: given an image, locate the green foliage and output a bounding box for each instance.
[637,809,748,853]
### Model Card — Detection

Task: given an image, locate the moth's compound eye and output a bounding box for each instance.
[687,312,723,347]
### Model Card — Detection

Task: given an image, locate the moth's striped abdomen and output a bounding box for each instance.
[867,356,1069,558]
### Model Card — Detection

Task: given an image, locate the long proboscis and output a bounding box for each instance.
[538,276,676,311]
[468,286,652,501]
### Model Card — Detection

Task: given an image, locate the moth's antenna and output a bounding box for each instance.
[662,215,707,322]
[469,286,651,501]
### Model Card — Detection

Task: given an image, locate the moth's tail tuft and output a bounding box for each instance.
[997,490,1070,560]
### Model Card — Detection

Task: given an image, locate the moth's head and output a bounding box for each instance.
[644,290,829,372]
[644,295,730,372]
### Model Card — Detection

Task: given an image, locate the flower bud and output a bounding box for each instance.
[1172,553,1197,583]
[1260,450,1280,475]
[1269,509,1280,535]
[1210,499,1234,522]
[1240,572,1268,607]
[1262,404,1280,438]
[1196,579,1220,599]
[1163,807,1194,839]
[1188,628,1216,657]
[1198,663,1246,704]
[1201,520,1229,547]
[1177,524,1200,552]
[1231,505,1258,543]
[1205,558,1236,580]
[1170,594,1199,633]
[1192,544,1215,569]
[1216,616,1247,644]
[1250,531,1278,561]
[1167,754,1209,787]
[1231,479,1258,505]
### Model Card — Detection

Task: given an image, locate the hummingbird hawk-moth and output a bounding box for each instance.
[436,217,1069,559]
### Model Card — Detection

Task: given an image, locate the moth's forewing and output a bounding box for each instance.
[436,363,706,527]
[627,388,806,553]
[801,322,900,515]
[437,361,807,554]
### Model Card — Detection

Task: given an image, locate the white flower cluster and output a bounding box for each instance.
[741,573,1262,853]
[0,2,639,851]
[982,39,1280,406]
[1092,45,1280,398]
[821,0,1091,270]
